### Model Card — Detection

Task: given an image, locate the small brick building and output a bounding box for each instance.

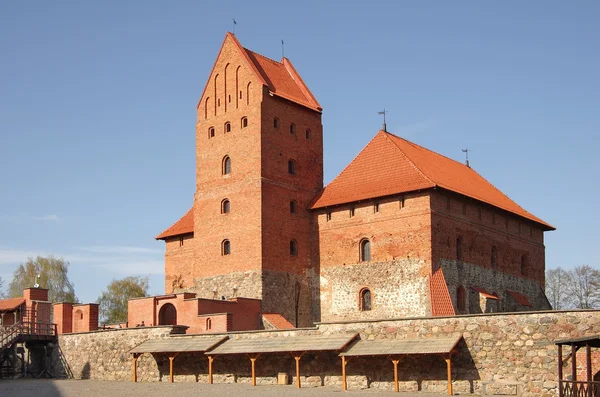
[151,33,554,329]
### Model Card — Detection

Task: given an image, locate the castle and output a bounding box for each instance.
[142,32,553,331]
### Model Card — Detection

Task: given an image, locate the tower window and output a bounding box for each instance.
[521,255,527,276]
[179,236,184,247]
[359,288,372,311]
[288,159,296,175]
[400,196,405,209]
[228,94,231,103]
[290,240,298,256]
[290,123,296,135]
[224,122,231,133]
[305,129,311,139]
[222,240,231,255]
[241,117,248,128]
[349,206,355,217]
[491,246,498,270]
[374,202,379,213]
[208,127,215,139]
[221,199,230,214]
[240,91,242,99]
[290,200,298,214]
[456,237,463,261]
[326,212,331,221]
[222,156,231,175]
[206,318,212,330]
[274,118,280,129]
[360,239,371,262]
[457,286,466,312]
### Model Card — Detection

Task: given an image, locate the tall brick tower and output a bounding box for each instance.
[160,33,323,327]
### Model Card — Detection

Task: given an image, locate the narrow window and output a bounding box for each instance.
[374,202,379,213]
[179,236,184,247]
[274,118,280,128]
[246,82,251,105]
[457,287,466,312]
[239,91,242,99]
[400,196,405,209]
[359,288,372,311]
[224,122,231,133]
[521,255,527,276]
[326,212,331,221]
[290,240,298,256]
[288,159,296,175]
[80,312,84,320]
[241,117,248,128]
[360,239,371,262]
[305,129,311,139]
[290,200,298,214]
[222,240,231,255]
[462,202,467,215]
[208,127,215,139]
[290,123,296,135]
[228,94,231,103]
[491,246,497,270]
[221,199,230,214]
[222,156,231,175]
[218,98,221,107]
[456,237,463,261]
[349,206,355,217]
[206,318,212,330]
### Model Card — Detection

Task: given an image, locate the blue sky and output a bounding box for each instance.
[1,1,598,303]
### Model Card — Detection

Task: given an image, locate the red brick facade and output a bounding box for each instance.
[53,303,99,334]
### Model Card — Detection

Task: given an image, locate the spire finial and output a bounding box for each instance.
[462,148,471,168]
[232,18,237,35]
[281,39,284,59]
[378,109,388,132]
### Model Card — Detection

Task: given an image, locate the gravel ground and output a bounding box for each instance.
[0,379,469,397]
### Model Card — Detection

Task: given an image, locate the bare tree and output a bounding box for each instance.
[545,267,572,310]
[568,265,600,309]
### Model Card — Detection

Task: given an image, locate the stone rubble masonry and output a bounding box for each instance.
[52,310,600,397]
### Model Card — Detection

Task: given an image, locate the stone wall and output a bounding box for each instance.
[51,310,600,397]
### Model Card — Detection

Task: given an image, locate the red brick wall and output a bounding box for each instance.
[23,288,49,303]
[164,234,195,293]
[128,296,155,327]
[71,304,99,333]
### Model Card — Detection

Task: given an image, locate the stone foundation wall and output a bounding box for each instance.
[51,310,600,397]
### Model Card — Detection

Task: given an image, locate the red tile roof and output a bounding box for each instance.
[0,297,25,312]
[262,313,295,329]
[429,268,455,316]
[310,130,554,230]
[156,207,194,240]
[471,287,498,300]
[506,290,532,307]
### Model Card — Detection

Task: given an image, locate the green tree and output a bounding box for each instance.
[8,256,77,303]
[97,276,149,324]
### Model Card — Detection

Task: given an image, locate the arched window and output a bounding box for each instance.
[521,255,527,276]
[491,246,498,270]
[288,159,296,175]
[305,129,311,140]
[290,123,296,135]
[241,117,248,128]
[246,82,251,105]
[208,127,215,138]
[224,122,231,133]
[222,239,231,255]
[359,288,372,311]
[221,199,230,214]
[206,318,212,330]
[290,200,298,214]
[222,156,231,175]
[457,286,466,312]
[273,118,280,129]
[360,239,371,262]
[456,237,463,261]
[290,240,298,256]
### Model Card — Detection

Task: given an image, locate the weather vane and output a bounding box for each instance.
[462,148,471,168]
[378,109,388,132]
[232,18,237,35]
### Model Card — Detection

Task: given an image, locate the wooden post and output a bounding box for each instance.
[445,354,453,395]
[132,354,140,382]
[571,345,577,383]
[169,353,179,383]
[586,344,592,397]
[208,355,214,384]
[341,356,348,391]
[558,344,563,397]
[391,358,400,392]
[291,352,305,388]
[249,354,260,387]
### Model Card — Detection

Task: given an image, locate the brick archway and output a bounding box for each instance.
[158,303,177,326]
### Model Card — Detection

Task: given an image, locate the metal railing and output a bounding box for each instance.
[560,380,600,397]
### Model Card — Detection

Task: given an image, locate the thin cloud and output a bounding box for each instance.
[0,214,62,223]
[0,249,49,265]
[33,214,61,222]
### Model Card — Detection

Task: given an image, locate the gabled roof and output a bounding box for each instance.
[262,313,295,330]
[0,297,25,312]
[506,289,532,307]
[156,207,194,240]
[197,33,321,112]
[310,130,554,230]
[429,268,455,316]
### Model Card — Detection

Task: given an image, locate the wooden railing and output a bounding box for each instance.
[1,321,57,352]
[560,380,600,397]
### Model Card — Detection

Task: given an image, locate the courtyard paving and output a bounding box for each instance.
[0,379,475,397]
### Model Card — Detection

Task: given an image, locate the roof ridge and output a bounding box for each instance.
[244,47,281,65]
[382,131,435,186]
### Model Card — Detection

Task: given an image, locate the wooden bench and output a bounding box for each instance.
[481,379,523,396]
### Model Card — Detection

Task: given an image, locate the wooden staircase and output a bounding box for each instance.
[0,320,57,378]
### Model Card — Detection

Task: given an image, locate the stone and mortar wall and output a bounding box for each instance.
[52,310,600,396]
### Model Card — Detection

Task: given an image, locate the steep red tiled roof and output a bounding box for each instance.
[310,130,554,230]
[471,287,498,300]
[429,268,455,316]
[262,313,295,329]
[156,207,194,240]
[0,297,25,312]
[506,290,532,307]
